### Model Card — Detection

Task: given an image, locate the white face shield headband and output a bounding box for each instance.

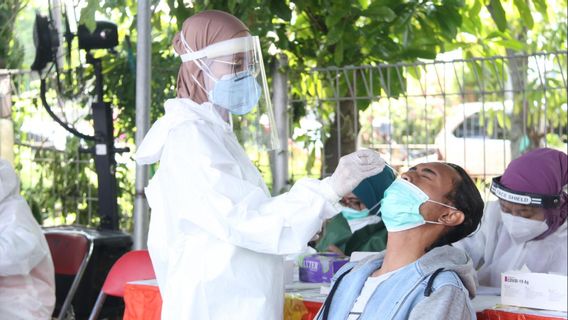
[491,176,561,209]
[178,35,280,151]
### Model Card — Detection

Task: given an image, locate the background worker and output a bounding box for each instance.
[454,148,567,288]
[316,167,396,256]
[0,159,55,319]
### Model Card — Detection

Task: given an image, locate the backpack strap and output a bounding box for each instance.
[424,267,464,297]
[424,268,445,297]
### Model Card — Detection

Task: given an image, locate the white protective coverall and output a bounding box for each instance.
[136,98,342,319]
[0,159,55,319]
[454,201,567,287]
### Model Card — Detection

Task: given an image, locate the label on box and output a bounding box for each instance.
[501,271,567,312]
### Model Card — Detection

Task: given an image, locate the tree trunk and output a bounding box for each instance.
[506,25,539,159]
[507,49,529,160]
[323,99,358,176]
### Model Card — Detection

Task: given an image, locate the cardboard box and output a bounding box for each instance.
[298,253,349,283]
[501,271,567,312]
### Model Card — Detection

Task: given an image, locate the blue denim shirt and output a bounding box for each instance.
[316,246,476,320]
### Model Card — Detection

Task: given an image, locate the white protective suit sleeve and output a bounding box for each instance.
[0,193,46,277]
[158,121,341,255]
[546,247,568,275]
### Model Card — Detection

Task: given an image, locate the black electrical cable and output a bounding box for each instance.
[40,78,96,141]
[40,0,92,140]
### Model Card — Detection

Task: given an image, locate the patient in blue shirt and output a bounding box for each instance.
[316,162,484,320]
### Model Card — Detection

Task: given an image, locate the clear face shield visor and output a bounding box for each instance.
[180,36,280,151]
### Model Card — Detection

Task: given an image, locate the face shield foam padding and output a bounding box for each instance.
[490,176,562,208]
[180,36,255,62]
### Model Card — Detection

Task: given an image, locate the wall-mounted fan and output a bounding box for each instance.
[31,3,125,231]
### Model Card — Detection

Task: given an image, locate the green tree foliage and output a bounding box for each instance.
[0,0,27,68]
[286,0,467,172]
[289,0,464,67]
[455,0,567,156]
[82,0,469,174]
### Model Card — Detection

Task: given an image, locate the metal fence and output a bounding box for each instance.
[288,51,568,197]
[2,51,567,226]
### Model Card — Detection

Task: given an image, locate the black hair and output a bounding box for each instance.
[430,163,484,250]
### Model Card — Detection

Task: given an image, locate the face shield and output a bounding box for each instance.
[491,176,562,208]
[180,36,280,151]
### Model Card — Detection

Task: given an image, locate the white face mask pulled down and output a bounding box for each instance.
[500,212,548,243]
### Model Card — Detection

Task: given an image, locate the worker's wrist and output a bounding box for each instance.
[321,177,343,211]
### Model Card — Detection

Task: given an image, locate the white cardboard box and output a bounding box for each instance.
[501,271,568,312]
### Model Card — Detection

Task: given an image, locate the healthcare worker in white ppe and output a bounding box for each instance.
[0,159,55,319]
[454,148,567,288]
[135,10,386,320]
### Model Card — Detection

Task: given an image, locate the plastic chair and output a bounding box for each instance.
[87,250,155,320]
[44,230,94,320]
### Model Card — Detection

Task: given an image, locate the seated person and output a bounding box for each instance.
[0,159,55,319]
[316,162,484,320]
[315,167,396,256]
[454,148,567,288]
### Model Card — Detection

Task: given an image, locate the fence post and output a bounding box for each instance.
[0,72,14,164]
[133,0,151,249]
[270,54,290,195]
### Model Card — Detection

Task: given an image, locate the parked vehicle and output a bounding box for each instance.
[435,102,512,178]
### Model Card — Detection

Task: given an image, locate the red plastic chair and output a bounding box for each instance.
[44,230,93,320]
[87,250,155,320]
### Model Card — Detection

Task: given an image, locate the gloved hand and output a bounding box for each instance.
[327,149,385,198]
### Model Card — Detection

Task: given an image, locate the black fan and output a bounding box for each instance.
[31,13,60,73]
[30,7,125,231]
[78,21,119,51]
[31,13,118,73]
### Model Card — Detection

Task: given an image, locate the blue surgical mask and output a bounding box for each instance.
[380,179,457,232]
[209,71,261,115]
[341,207,370,220]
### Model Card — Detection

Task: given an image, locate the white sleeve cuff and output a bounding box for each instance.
[320,177,343,212]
